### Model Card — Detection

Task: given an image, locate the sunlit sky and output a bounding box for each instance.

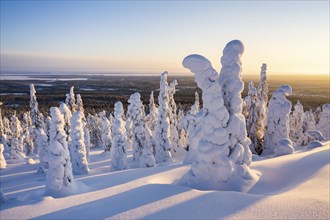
[0,1,329,75]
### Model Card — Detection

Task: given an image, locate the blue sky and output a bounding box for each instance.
[1,1,329,75]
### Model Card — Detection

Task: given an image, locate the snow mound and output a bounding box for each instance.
[305,140,324,149]
[274,138,294,156]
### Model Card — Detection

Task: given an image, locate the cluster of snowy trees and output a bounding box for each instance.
[243,65,329,156]
[1,40,329,195]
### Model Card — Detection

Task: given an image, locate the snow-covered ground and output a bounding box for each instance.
[0,142,329,219]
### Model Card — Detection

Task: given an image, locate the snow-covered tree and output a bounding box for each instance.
[289,100,305,146]
[70,111,89,175]
[127,92,146,162]
[10,114,25,161]
[264,85,292,155]
[2,117,11,155]
[180,40,253,190]
[100,111,112,152]
[44,116,52,141]
[140,124,156,168]
[87,113,102,147]
[316,103,330,140]
[314,106,322,124]
[110,101,128,171]
[244,81,258,153]
[65,86,77,113]
[76,94,84,113]
[155,72,172,163]
[59,103,72,142]
[0,108,4,144]
[36,128,48,174]
[22,112,33,155]
[191,92,200,115]
[168,80,181,156]
[46,107,73,195]
[30,84,44,154]
[253,63,269,155]
[0,143,7,169]
[218,40,252,168]
[146,91,158,134]
[304,110,316,132]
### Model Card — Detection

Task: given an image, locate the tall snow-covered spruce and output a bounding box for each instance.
[100,111,112,152]
[46,107,73,195]
[10,114,25,162]
[65,86,77,113]
[110,101,128,171]
[264,85,292,155]
[155,72,172,163]
[254,64,269,155]
[127,92,146,163]
[180,40,256,191]
[70,111,89,175]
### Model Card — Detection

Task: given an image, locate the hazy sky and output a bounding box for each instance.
[1,1,329,75]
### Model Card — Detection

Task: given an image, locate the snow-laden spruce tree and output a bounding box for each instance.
[179,92,201,164]
[304,110,316,132]
[140,124,156,168]
[65,86,77,113]
[146,91,158,134]
[22,112,33,155]
[244,81,258,153]
[289,100,305,146]
[314,106,322,125]
[316,103,330,140]
[46,107,73,195]
[0,143,7,169]
[44,116,51,141]
[264,85,292,155]
[155,72,172,163]
[218,40,252,168]
[87,113,103,147]
[36,127,48,174]
[2,117,11,155]
[180,40,255,191]
[127,92,146,162]
[168,80,181,156]
[10,114,25,161]
[76,94,84,113]
[30,84,45,154]
[110,101,128,171]
[70,111,89,175]
[100,111,112,152]
[253,63,269,155]
[0,108,4,144]
[59,103,72,142]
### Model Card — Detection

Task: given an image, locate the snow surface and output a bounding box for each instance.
[1,141,329,219]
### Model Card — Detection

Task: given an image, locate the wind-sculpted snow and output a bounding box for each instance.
[1,142,328,219]
[180,40,255,191]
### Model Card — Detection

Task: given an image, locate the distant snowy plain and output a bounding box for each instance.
[0,142,329,219]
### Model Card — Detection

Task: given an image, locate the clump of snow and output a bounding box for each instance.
[307,130,326,141]
[26,157,37,165]
[305,140,324,149]
[274,138,294,156]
